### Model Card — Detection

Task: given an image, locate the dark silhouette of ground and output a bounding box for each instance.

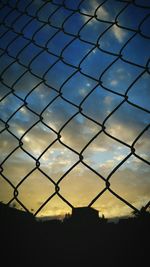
[0,203,149,266]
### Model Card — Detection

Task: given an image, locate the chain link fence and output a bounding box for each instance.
[0,0,150,218]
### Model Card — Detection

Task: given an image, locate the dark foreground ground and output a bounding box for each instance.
[0,204,149,267]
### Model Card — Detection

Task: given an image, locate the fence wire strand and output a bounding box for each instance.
[0,0,150,217]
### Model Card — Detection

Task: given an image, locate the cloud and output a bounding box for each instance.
[110,80,118,86]
[97,6,109,20]
[103,95,114,105]
[113,155,125,161]
[0,131,19,163]
[81,0,109,24]
[1,154,149,218]
[111,164,150,200]
[112,25,126,43]
[80,1,126,43]
[92,161,150,217]
[79,88,88,97]
[60,113,101,152]
[105,102,150,145]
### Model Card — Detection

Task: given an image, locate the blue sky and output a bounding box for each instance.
[0,0,150,218]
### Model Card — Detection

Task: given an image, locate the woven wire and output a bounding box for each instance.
[0,0,150,216]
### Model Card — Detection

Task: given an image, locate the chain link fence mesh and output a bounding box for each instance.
[0,0,150,217]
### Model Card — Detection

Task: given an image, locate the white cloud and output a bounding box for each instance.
[112,25,126,43]
[81,2,126,44]
[79,88,87,97]
[110,80,118,86]
[113,155,125,161]
[97,159,116,176]
[17,128,25,136]
[96,6,109,20]
[20,106,28,114]
[86,82,91,87]
[81,1,109,24]
[103,95,113,105]
[100,159,114,167]
[90,146,107,152]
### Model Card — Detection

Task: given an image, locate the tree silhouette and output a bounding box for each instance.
[132,205,150,219]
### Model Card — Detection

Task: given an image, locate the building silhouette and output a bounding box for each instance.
[0,202,34,225]
[70,207,99,224]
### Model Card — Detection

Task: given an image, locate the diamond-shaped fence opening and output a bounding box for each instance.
[0,0,150,219]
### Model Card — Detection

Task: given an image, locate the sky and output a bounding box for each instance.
[0,0,150,219]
